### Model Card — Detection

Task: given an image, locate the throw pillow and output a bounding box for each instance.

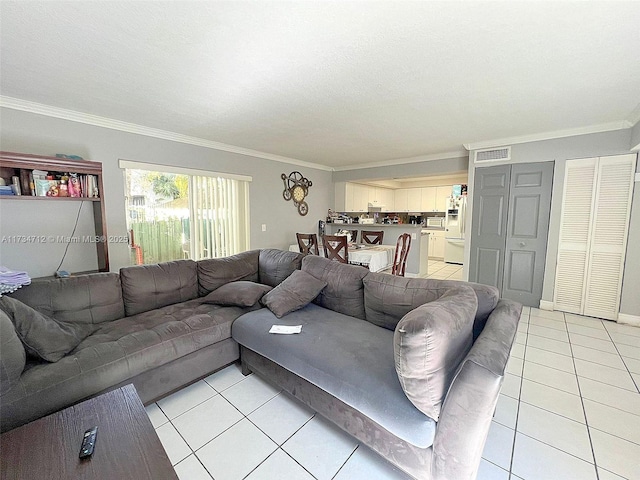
[261,270,327,318]
[0,296,97,362]
[394,286,477,421]
[202,281,273,307]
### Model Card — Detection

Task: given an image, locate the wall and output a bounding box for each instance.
[465,128,639,317]
[332,156,469,183]
[631,120,640,151]
[0,108,332,277]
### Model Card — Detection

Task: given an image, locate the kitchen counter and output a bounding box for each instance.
[329,223,423,228]
[327,223,423,276]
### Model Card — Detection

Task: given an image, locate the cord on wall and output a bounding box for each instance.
[55,202,84,274]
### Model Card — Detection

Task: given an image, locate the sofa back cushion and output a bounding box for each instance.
[258,249,303,287]
[363,273,499,338]
[394,286,477,421]
[120,260,198,316]
[9,273,125,324]
[0,309,25,396]
[197,250,260,295]
[301,255,368,320]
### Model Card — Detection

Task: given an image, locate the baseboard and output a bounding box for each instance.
[538,300,554,311]
[617,313,640,326]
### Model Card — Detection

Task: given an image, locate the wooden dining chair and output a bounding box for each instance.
[392,233,411,276]
[322,235,348,264]
[361,230,384,245]
[296,233,319,255]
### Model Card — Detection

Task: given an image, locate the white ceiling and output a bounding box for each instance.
[1,1,639,169]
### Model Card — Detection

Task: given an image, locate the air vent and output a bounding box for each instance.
[475,147,511,163]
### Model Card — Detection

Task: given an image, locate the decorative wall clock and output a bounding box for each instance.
[281,171,312,216]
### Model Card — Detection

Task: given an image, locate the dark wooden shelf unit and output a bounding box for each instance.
[0,151,109,272]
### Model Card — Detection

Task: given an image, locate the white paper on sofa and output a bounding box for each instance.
[269,325,302,334]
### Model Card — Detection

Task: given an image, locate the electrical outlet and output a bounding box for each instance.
[411,233,416,240]
[261,224,267,232]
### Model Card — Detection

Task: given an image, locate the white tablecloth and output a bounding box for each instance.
[289,244,395,273]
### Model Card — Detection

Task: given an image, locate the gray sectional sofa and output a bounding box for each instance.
[0,248,520,480]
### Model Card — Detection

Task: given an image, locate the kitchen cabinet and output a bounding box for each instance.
[407,188,422,212]
[420,187,436,211]
[376,187,395,212]
[336,182,454,213]
[435,186,451,211]
[427,229,446,259]
[335,182,395,212]
[419,233,429,277]
[367,187,394,211]
[421,186,451,212]
[353,183,368,212]
[394,189,408,212]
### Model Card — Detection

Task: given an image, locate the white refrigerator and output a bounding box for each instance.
[444,196,466,264]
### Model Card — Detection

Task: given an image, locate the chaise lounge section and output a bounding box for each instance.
[232,254,521,480]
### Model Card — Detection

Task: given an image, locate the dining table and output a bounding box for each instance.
[289,243,395,273]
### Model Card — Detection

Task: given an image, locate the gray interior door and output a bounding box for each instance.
[502,162,554,306]
[468,165,511,290]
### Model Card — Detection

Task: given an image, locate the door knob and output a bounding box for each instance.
[519,242,526,247]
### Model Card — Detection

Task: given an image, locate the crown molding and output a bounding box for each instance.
[628,102,640,126]
[332,150,468,172]
[0,96,334,172]
[463,121,632,152]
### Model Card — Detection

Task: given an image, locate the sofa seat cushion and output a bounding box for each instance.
[232,303,436,448]
[1,298,248,425]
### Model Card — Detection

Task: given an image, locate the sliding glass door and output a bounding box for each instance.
[124,165,250,265]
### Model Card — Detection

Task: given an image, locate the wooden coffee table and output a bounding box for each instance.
[0,384,178,480]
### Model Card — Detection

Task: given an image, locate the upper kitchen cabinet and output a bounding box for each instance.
[408,188,422,212]
[394,188,409,212]
[421,185,452,211]
[435,186,451,211]
[420,187,436,211]
[335,182,394,212]
[352,183,369,211]
[367,186,394,212]
[396,188,422,212]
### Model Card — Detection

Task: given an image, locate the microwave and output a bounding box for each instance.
[426,217,445,228]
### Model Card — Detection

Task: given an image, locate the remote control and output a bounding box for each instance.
[79,426,98,459]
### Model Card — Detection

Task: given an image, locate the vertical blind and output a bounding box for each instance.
[120,159,251,263]
[189,175,249,260]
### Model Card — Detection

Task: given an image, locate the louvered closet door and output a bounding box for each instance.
[554,158,598,314]
[583,155,636,319]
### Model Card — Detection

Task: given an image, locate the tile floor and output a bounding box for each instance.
[425,259,463,280]
[383,259,463,279]
[148,307,640,480]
